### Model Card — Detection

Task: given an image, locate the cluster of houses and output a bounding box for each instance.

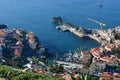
[55,26,120,79]
[0,25,46,65]
[100,72,120,80]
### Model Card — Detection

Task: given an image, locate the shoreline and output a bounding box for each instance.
[52,16,120,77]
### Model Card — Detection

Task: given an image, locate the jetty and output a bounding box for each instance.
[52,16,116,45]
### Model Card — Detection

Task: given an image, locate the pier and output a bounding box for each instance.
[56,24,110,44]
[53,17,120,46]
[52,17,115,45]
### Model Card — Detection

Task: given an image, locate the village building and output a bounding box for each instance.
[100,72,120,80]
[115,26,120,32]
[26,32,34,39]
[100,55,119,66]
[14,48,21,57]
[90,47,103,57]
[104,43,115,51]
[28,37,37,49]
[80,51,92,63]
[100,72,113,80]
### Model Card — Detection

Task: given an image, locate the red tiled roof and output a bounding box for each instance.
[115,40,120,44]
[62,74,72,80]
[114,73,120,77]
[102,72,112,77]
[34,68,46,74]
[100,56,118,63]
[113,78,120,80]
[90,48,101,53]
[81,51,91,55]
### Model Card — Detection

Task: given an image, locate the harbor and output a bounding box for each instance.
[52,16,120,78]
[54,17,113,45]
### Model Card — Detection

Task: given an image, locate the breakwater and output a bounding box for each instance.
[52,16,116,45]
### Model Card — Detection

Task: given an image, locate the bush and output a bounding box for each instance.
[0,64,63,80]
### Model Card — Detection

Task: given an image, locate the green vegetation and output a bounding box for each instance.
[71,72,99,80]
[83,60,91,68]
[0,64,63,80]
[111,47,120,58]
[114,32,120,39]
[5,37,18,45]
[48,63,64,73]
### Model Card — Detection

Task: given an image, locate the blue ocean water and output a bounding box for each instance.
[0,0,120,53]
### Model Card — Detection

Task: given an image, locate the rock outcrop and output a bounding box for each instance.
[52,16,63,25]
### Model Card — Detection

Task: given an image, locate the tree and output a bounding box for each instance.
[48,63,64,73]
[111,47,120,58]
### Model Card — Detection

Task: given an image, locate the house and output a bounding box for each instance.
[90,47,103,57]
[26,32,34,39]
[14,33,20,40]
[74,74,80,80]
[105,44,115,51]
[92,57,100,62]
[28,38,37,49]
[114,72,120,77]
[15,29,22,36]
[52,73,72,80]
[81,51,91,58]
[100,56,119,66]
[115,40,120,47]
[80,51,91,62]
[0,29,7,37]
[100,72,120,80]
[113,72,120,80]
[34,68,46,74]
[14,48,21,57]
[62,73,72,80]
[16,39,23,49]
[115,26,120,32]
[100,72,113,80]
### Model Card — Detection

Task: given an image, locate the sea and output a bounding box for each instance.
[0,0,120,54]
